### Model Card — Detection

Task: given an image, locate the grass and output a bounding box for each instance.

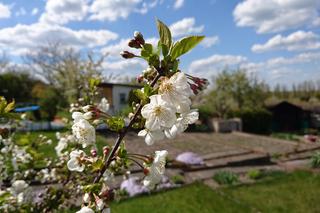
[222,170,320,213]
[108,171,320,213]
[110,183,250,213]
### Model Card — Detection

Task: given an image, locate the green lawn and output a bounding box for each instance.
[110,183,250,213]
[110,171,320,213]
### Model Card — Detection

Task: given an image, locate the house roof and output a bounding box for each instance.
[266,100,320,113]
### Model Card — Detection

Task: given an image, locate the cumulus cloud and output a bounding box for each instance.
[173,0,184,9]
[201,36,219,48]
[188,52,320,86]
[0,23,118,56]
[101,37,157,58]
[89,0,159,22]
[252,31,320,53]
[233,0,320,33]
[0,3,11,19]
[40,0,88,25]
[169,17,204,38]
[189,54,247,77]
[102,58,147,81]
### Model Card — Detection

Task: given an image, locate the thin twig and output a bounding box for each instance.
[93,73,161,184]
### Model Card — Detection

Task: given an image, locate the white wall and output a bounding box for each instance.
[112,85,135,114]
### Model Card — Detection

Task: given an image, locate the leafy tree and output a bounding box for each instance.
[205,69,269,118]
[0,71,38,103]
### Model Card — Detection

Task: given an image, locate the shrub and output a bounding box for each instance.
[247,169,262,180]
[231,108,272,134]
[171,175,185,184]
[311,152,320,168]
[213,171,239,185]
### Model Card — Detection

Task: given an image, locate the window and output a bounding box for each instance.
[119,93,126,105]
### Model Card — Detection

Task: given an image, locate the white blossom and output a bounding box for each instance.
[55,138,68,156]
[10,180,29,203]
[76,206,94,213]
[141,95,176,131]
[159,72,193,113]
[143,150,168,189]
[67,150,85,172]
[98,97,110,113]
[138,129,165,145]
[72,118,96,148]
[165,109,199,139]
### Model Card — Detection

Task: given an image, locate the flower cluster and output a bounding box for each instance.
[138,72,199,145]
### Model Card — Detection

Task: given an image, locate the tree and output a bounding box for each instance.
[205,69,269,118]
[0,71,38,103]
[25,42,106,104]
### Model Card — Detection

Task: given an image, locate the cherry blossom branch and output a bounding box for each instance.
[93,73,161,184]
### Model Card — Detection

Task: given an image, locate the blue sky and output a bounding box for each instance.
[0,0,319,87]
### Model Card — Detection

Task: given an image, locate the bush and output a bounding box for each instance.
[171,175,185,184]
[213,171,239,185]
[311,152,320,168]
[231,108,272,134]
[247,169,262,180]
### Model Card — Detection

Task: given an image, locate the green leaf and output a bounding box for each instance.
[161,44,169,57]
[4,99,15,113]
[141,43,153,58]
[106,116,125,132]
[83,183,102,194]
[170,36,205,59]
[133,89,147,102]
[156,19,172,49]
[91,159,104,172]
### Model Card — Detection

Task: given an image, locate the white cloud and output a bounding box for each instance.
[173,0,184,9]
[201,36,219,48]
[189,54,247,77]
[0,3,11,19]
[89,0,159,22]
[102,58,147,81]
[0,23,118,56]
[101,37,157,58]
[188,52,320,86]
[233,0,320,33]
[31,8,39,16]
[40,0,88,25]
[169,17,204,38]
[252,31,320,53]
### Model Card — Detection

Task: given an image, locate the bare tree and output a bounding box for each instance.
[25,42,107,103]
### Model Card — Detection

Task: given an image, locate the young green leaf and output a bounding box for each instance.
[170,36,205,59]
[156,19,172,49]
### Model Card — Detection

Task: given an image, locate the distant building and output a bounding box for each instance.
[97,82,141,114]
[267,101,320,132]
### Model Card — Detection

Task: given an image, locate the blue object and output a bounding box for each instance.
[14,105,40,112]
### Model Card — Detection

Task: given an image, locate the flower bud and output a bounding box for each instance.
[128,39,141,49]
[120,51,135,59]
[103,146,110,156]
[91,149,97,157]
[134,31,145,45]
[143,168,149,175]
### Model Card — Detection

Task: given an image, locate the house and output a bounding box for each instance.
[97,82,141,114]
[266,101,320,132]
